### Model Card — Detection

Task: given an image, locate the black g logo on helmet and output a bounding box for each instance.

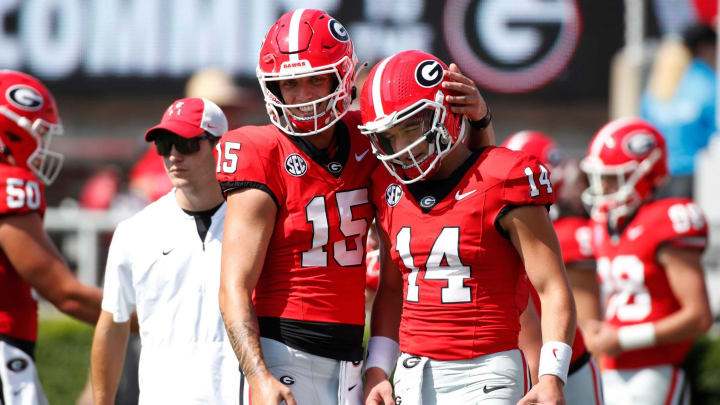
[6,85,43,111]
[415,60,443,88]
[328,19,349,42]
[624,133,656,157]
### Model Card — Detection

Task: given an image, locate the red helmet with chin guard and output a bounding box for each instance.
[0,70,63,184]
[257,9,357,136]
[580,117,668,224]
[358,50,466,184]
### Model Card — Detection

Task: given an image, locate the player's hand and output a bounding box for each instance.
[517,374,565,405]
[247,373,297,405]
[364,367,394,405]
[442,63,488,121]
[582,319,622,357]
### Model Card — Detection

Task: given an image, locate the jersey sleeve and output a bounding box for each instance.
[215,128,286,207]
[652,199,709,251]
[500,151,556,208]
[0,166,46,217]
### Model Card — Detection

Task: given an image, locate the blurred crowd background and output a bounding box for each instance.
[4,0,720,402]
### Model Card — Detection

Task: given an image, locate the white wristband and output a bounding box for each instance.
[618,322,656,351]
[538,341,572,385]
[364,336,400,378]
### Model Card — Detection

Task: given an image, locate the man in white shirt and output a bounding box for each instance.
[91,97,239,404]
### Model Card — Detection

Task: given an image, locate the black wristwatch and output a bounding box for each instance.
[468,108,492,130]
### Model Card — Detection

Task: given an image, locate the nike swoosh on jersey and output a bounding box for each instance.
[355,149,370,161]
[455,189,477,200]
[483,385,507,394]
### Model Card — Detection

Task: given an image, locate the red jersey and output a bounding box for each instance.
[0,163,46,342]
[370,146,555,360]
[216,112,376,328]
[591,198,708,369]
[554,216,594,267]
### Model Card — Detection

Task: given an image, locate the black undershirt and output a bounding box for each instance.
[182,203,223,243]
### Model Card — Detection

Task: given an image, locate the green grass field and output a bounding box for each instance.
[36,316,94,404]
[32,312,720,405]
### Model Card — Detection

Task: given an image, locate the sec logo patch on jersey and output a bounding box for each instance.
[386,184,403,207]
[285,153,308,177]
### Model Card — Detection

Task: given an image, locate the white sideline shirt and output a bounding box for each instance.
[101,191,239,405]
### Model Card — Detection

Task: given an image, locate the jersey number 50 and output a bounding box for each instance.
[6,178,41,210]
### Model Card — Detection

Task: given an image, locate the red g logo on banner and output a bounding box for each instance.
[443,0,582,93]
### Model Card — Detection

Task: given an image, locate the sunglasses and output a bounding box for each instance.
[154,133,214,156]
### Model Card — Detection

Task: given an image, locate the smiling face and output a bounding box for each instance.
[277,74,335,120]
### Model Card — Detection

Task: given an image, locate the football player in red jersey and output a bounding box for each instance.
[0,70,103,404]
[360,50,576,405]
[580,118,712,405]
[215,9,493,405]
[504,131,604,404]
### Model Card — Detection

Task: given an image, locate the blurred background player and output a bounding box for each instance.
[580,117,712,405]
[0,70,103,405]
[91,97,239,404]
[360,50,575,405]
[503,130,604,404]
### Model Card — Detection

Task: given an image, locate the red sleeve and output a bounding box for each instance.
[498,149,556,208]
[0,165,46,217]
[650,199,709,252]
[215,127,286,207]
[554,217,594,266]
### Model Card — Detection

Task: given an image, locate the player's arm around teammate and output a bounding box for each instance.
[219,187,296,405]
[500,205,577,405]
[443,63,495,147]
[583,244,711,357]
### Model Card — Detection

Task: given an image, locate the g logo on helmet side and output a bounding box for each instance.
[328,19,349,42]
[415,60,444,88]
[6,85,43,111]
[624,132,656,157]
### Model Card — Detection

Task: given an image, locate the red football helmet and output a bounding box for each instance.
[501,131,564,170]
[257,9,358,136]
[0,70,63,184]
[358,50,466,184]
[502,130,565,194]
[580,118,668,224]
